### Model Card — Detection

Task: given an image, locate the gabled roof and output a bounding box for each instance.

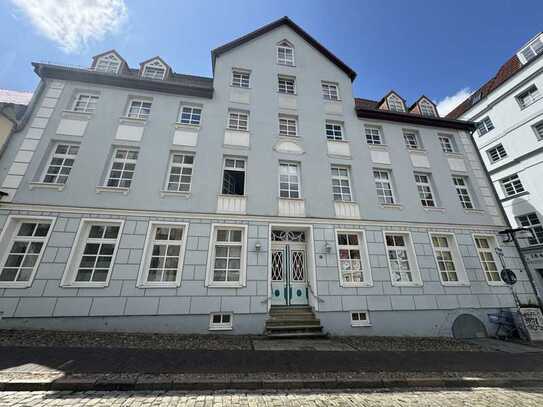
[139,56,170,69]
[211,16,357,81]
[376,90,406,107]
[91,49,127,64]
[408,95,436,110]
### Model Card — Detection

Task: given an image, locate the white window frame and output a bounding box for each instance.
[221,157,246,196]
[438,134,456,153]
[365,126,383,145]
[136,221,189,288]
[419,100,436,116]
[231,69,250,88]
[104,147,139,189]
[164,152,194,193]
[452,176,475,209]
[487,144,507,163]
[500,173,525,197]
[350,311,371,327]
[278,162,302,199]
[177,105,202,126]
[209,313,233,331]
[205,224,248,288]
[141,60,167,80]
[472,234,504,285]
[61,218,124,288]
[403,130,421,150]
[72,93,99,113]
[414,173,436,208]
[277,41,295,66]
[322,81,340,101]
[95,54,121,74]
[517,213,543,246]
[331,165,353,202]
[383,231,422,287]
[428,232,468,286]
[228,110,249,131]
[516,85,540,109]
[518,35,543,63]
[278,75,296,94]
[532,120,543,140]
[325,121,344,141]
[374,169,396,205]
[387,94,405,112]
[278,115,298,137]
[477,117,494,136]
[0,215,56,288]
[126,99,152,120]
[335,229,373,287]
[41,142,80,185]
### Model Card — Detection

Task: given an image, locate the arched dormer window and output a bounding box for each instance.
[141,59,167,80]
[277,40,295,66]
[95,53,121,74]
[387,93,405,112]
[419,99,436,117]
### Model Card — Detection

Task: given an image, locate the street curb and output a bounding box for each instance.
[1,377,543,391]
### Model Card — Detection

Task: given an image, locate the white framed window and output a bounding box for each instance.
[383,232,421,286]
[279,115,298,137]
[322,81,339,101]
[519,36,543,63]
[222,157,246,195]
[105,148,139,188]
[277,40,295,66]
[209,313,233,330]
[206,224,247,287]
[419,100,436,116]
[232,70,250,88]
[533,121,543,140]
[452,176,474,209]
[72,93,99,113]
[165,153,194,193]
[516,85,540,109]
[374,169,395,205]
[95,54,121,74]
[278,75,296,94]
[42,143,79,185]
[126,100,152,120]
[477,117,494,136]
[429,233,467,285]
[350,311,371,327]
[228,110,249,131]
[325,121,344,141]
[487,144,507,163]
[517,213,543,246]
[331,166,352,202]
[0,216,55,288]
[137,222,188,288]
[403,130,421,149]
[279,162,301,199]
[500,174,525,197]
[61,219,124,287]
[414,173,436,207]
[387,94,405,112]
[178,105,202,126]
[335,230,372,287]
[439,134,455,153]
[365,126,383,145]
[473,235,503,284]
[142,60,167,80]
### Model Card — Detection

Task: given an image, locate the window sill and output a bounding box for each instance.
[277,62,296,68]
[445,152,463,158]
[463,208,485,215]
[0,281,33,289]
[29,182,65,191]
[230,85,251,90]
[327,139,350,144]
[207,283,244,289]
[61,282,109,288]
[341,282,373,288]
[407,148,426,153]
[277,92,297,96]
[160,190,191,198]
[441,281,471,287]
[487,281,507,287]
[175,122,200,130]
[367,143,388,150]
[323,98,342,103]
[208,326,233,331]
[518,97,542,110]
[96,186,130,195]
[380,203,403,210]
[351,322,372,327]
[391,282,423,288]
[120,116,147,125]
[226,127,250,133]
[501,191,529,202]
[423,206,446,213]
[62,110,93,118]
[137,283,181,289]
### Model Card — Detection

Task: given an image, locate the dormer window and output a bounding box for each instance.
[519,35,543,64]
[277,40,295,66]
[419,100,436,117]
[142,60,167,80]
[387,94,405,112]
[95,53,121,74]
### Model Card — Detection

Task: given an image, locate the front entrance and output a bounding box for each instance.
[271,230,308,306]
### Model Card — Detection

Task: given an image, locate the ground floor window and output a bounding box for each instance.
[384,232,421,286]
[335,230,372,286]
[430,233,467,284]
[206,224,247,287]
[474,235,502,284]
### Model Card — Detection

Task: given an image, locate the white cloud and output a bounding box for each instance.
[435,87,473,116]
[10,0,128,53]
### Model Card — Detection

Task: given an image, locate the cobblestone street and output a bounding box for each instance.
[1,388,543,406]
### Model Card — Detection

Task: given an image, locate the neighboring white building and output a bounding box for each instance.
[448,32,543,297]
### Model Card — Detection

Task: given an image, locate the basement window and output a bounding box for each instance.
[209,313,233,330]
[350,311,371,327]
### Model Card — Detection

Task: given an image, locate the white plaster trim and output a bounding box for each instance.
[29,182,65,192]
[160,190,191,198]
[96,186,130,195]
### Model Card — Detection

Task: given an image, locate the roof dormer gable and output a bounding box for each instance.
[91,50,126,75]
[409,96,438,117]
[517,32,543,64]
[378,91,406,112]
[139,57,170,80]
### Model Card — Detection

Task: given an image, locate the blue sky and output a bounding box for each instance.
[1,0,542,114]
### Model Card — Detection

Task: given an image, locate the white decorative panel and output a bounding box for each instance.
[8,162,28,176]
[278,94,297,110]
[370,149,391,164]
[334,201,361,219]
[57,119,88,137]
[26,128,44,140]
[217,195,247,214]
[447,157,467,172]
[278,198,305,217]
[324,101,343,115]
[479,187,492,197]
[327,140,351,157]
[409,151,430,168]
[49,81,64,89]
[173,129,198,146]
[224,130,250,148]
[20,139,39,151]
[31,118,48,129]
[230,89,250,104]
[36,107,54,118]
[1,175,23,189]
[46,88,62,99]
[41,97,58,108]
[273,138,304,155]
[14,150,34,163]
[116,124,144,142]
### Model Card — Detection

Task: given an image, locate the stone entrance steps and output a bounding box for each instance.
[265,305,326,338]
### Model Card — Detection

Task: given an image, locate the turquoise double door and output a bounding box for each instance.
[271,241,308,306]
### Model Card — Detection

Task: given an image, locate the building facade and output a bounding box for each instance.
[449,33,543,300]
[0,18,536,336]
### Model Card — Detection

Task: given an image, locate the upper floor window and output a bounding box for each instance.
[279,162,301,199]
[387,94,405,112]
[476,116,494,136]
[127,100,152,120]
[374,169,396,205]
[519,36,543,63]
[178,105,202,126]
[73,94,99,113]
[165,153,194,193]
[42,143,80,185]
[336,230,372,286]
[325,121,344,141]
[452,176,474,209]
[365,126,383,145]
[439,134,455,153]
[228,111,249,131]
[487,144,507,163]
[322,82,339,101]
[95,54,121,74]
[331,166,352,202]
[419,100,436,116]
[279,115,298,137]
[222,157,246,195]
[403,130,421,150]
[534,120,543,140]
[500,173,525,197]
[278,75,296,94]
[141,60,167,80]
[277,40,295,66]
[516,85,540,109]
[474,236,502,283]
[232,70,250,88]
[414,173,436,207]
[517,213,543,246]
[105,148,138,189]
